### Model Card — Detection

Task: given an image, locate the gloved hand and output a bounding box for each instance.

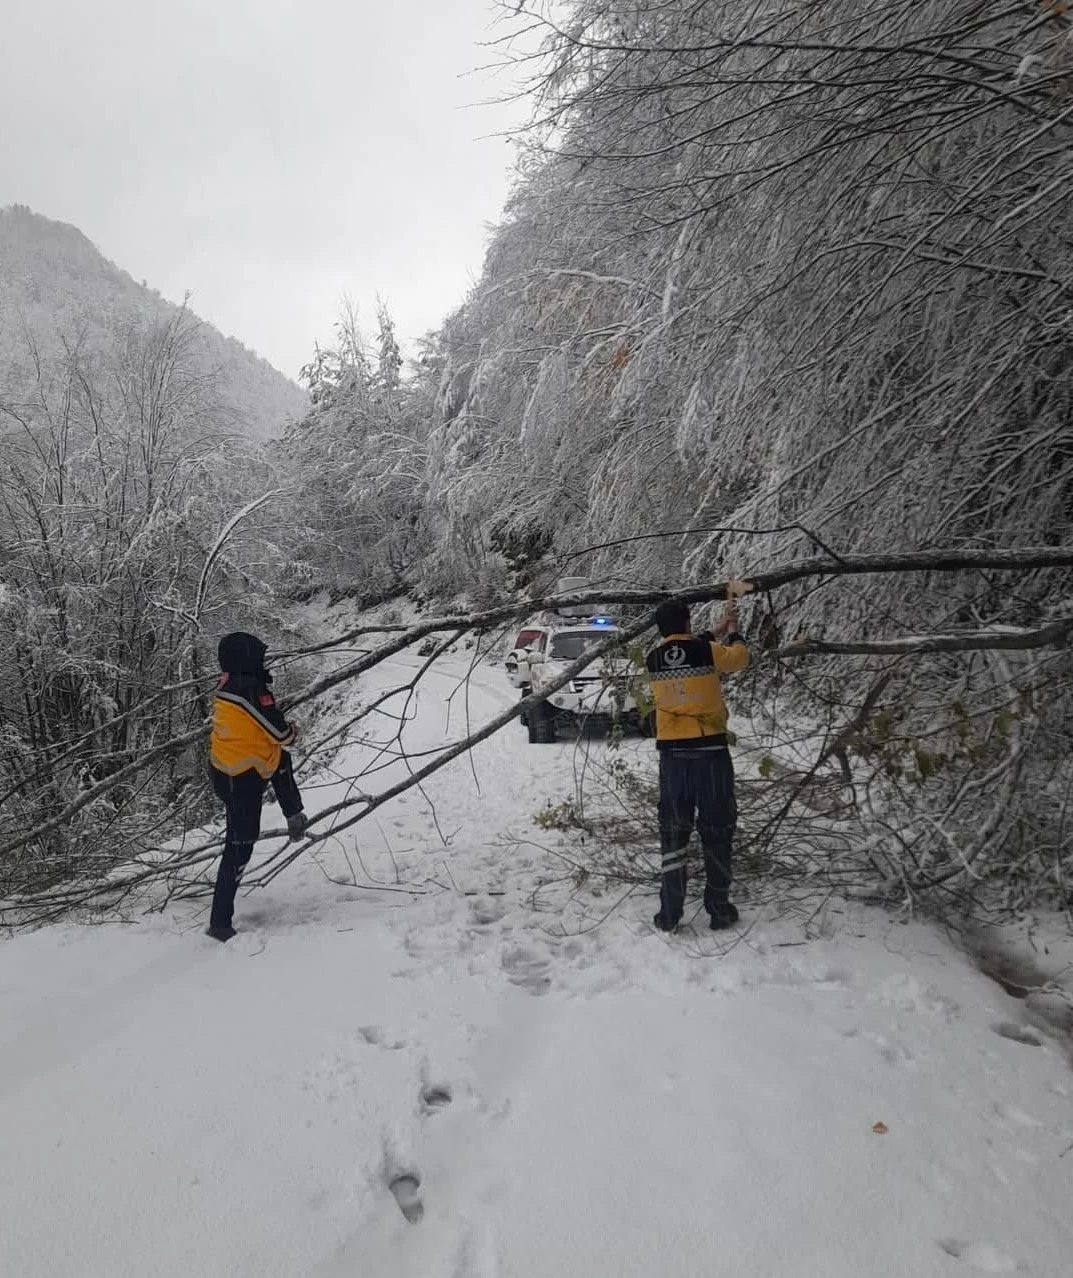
[287,811,309,842]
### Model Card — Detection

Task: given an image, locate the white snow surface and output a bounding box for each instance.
[2,648,1072,1277]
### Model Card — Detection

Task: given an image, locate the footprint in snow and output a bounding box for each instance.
[990,1100,1043,1130]
[864,1032,916,1068]
[815,965,851,989]
[469,897,507,927]
[388,1170,424,1224]
[420,1083,453,1113]
[358,1025,406,1050]
[404,931,452,959]
[992,1021,1043,1047]
[937,1238,1019,1272]
[501,943,552,995]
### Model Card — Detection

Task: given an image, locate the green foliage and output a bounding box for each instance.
[625,643,654,719]
[533,798,593,834]
[913,748,939,782]
[851,700,1026,787]
[603,754,658,806]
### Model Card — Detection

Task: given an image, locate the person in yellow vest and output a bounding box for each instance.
[645,583,750,932]
[207,632,307,942]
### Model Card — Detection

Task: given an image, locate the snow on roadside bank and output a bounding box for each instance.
[2,644,1072,1277]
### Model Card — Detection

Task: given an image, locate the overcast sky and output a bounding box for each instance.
[1,0,534,378]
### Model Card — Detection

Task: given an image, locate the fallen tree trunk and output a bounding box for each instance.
[774,617,1073,658]
[3,543,1071,921]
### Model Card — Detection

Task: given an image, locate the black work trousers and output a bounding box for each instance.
[657,747,737,924]
[209,753,302,929]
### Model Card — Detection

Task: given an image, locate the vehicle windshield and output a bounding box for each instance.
[548,630,618,661]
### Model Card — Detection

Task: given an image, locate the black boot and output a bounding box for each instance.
[709,901,739,931]
[653,912,680,933]
[206,924,237,943]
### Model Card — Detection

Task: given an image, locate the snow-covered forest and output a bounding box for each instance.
[0,207,307,903]
[6,0,1071,922]
[286,0,1073,923]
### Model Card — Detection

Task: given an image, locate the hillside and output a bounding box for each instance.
[0,204,308,439]
[0,207,308,889]
[282,0,1073,921]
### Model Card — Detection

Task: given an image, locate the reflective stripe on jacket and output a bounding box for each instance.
[645,631,748,748]
[209,673,295,779]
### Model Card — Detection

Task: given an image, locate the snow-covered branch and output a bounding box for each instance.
[775,617,1073,658]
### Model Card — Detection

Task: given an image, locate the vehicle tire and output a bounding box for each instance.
[527,700,557,744]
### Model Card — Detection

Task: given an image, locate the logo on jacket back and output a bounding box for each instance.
[664,645,687,670]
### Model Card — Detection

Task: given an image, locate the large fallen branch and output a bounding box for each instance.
[3,544,1071,912]
[247,615,654,887]
[287,546,1073,709]
[263,614,1073,884]
[0,619,649,921]
[774,616,1073,658]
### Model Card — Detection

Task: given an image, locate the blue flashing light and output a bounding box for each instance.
[591,615,612,625]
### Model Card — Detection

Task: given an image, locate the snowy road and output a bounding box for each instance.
[2,651,1072,1277]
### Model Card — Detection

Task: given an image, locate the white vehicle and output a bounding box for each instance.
[504,597,649,743]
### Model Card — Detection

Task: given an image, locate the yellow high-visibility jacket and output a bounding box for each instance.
[209,673,296,779]
[645,631,748,748]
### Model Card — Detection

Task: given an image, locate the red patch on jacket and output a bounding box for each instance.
[259,694,274,706]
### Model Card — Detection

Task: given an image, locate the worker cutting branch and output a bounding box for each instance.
[646,580,751,932]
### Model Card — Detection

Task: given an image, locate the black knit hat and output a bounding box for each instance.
[217,632,269,677]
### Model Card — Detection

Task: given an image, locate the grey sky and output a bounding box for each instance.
[1,0,533,378]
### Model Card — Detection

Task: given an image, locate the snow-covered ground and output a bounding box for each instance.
[2,647,1072,1277]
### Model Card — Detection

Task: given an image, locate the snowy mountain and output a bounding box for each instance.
[0,204,308,439]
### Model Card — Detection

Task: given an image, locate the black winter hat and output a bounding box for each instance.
[654,599,691,637]
[218,631,269,676]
